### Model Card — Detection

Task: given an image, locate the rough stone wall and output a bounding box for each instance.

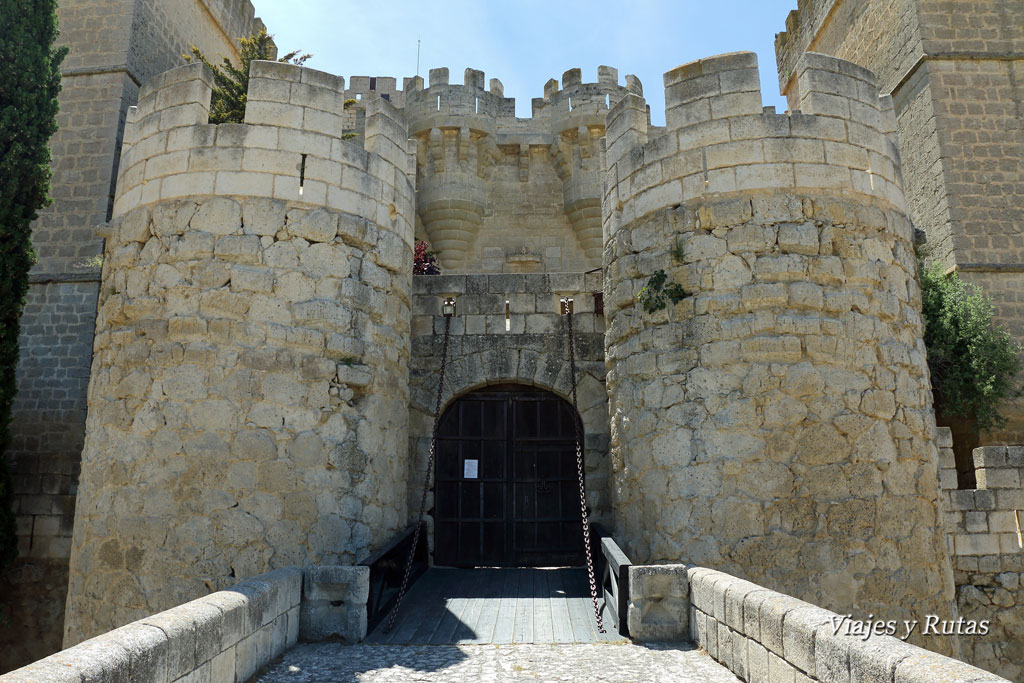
[402,67,635,273]
[776,0,1024,443]
[63,60,415,645]
[2,283,97,667]
[937,430,1024,680]
[603,51,956,654]
[128,0,264,86]
[2,0,264,672]
[407,271,610,542]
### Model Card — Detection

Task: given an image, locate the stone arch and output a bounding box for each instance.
[406,333,610,550]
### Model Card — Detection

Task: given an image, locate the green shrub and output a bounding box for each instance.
[637,269,687,314]
[186,29,359,138]
[187,29,306,123]
[920,263,1022,432]
[0,0,68,571]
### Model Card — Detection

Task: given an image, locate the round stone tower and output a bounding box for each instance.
[602,51,956,642]
[540,67,636,263]
[64,60,415,643]
[404,67,502,271]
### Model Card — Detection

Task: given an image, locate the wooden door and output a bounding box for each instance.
[433,385,584,567]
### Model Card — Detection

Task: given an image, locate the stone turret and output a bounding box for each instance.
[402,65,638,272]
[403,68,511,271]
[602,51,956,654]
[541,67,636,263]
[64,60,415,644]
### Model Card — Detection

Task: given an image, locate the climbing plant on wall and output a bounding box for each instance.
[637,269,686,314]
[186,28,311,124]
[186,28,359,136]
[0,0,68,570]
[920,263,1022,432]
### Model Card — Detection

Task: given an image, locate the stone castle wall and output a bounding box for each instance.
[936,429,1024,681]
[2,0,265,672]
[602,51,957,654]
[402,66,635,273]
[63,60,415,645]
[408,272,610,539]
[776,0,1024,444]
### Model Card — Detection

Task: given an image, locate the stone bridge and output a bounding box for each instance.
[1,559,1007,682]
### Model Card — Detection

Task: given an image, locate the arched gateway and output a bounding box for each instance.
[433,384,585,567]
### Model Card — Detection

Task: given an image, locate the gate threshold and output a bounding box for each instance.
[365,567,623,645]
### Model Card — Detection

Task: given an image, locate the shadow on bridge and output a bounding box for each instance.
[365,567,621,645]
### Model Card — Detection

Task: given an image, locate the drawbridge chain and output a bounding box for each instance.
[383,298,455,633]
[562,297,605,633]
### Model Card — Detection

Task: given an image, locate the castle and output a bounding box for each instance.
[3,0,1023,680]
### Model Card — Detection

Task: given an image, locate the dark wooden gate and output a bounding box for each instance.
[433,385,585,567]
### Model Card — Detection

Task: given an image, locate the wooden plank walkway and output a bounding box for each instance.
[366,567,623,645]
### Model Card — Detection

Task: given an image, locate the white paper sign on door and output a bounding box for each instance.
[463,459,479,479]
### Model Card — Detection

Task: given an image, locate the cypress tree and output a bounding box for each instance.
[0,1,68,570]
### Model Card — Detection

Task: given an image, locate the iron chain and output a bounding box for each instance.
[383,314,452,633]
[565,301,605,633]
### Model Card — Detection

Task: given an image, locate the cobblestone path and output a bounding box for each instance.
[253,641,741,682]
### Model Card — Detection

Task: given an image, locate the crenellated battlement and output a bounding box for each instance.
[114,60,415,244]
[403,67,517,138]
[532,66,639,133]
[604,51,903,237]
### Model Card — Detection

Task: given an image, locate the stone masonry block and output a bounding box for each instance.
[748,640,769,682]
[768,651,796,683]
[228,573,287,636]
[782,606,834,674]
[977,467,1020,490]
[39,635,132,683]
[0,659,84,682]
[814,624,851,683]
[303,565,370,603]
[250,60,302,83]
[718,621,733,670]
[429,67,449,86]
[974,446,1007,469]
[724,579,760,632]
[732,632,749,680]
[626,564,689,641]
[759,594,810,658]
[846,635,920,683]
[141,604,199,680]
[210,648,235,683]
[190,600,225,668]
[894,648,1008,682]
[742,589,775,640]
[704,615,720,659]
[687,567,716,615]
[300,566,370,643]
[233,634,259,683]
[287,606,300,649]
[104,623,169,682]
[271,614,288,659]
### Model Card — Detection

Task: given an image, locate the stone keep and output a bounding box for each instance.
[64,60,415,644]
[602,52,956,647]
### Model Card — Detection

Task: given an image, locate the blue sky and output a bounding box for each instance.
[249,1,797,124]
